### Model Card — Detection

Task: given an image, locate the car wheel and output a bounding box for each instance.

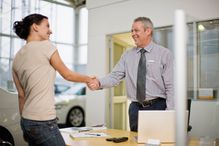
[66,107,85,127]
[0,126,14,146]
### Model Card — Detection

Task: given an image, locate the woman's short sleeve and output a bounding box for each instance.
[42,40,57,60]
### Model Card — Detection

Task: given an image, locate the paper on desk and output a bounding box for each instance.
[91,126,107,131]
[71,132,109,138]
[60,127,92,134]
[60,129,77,134]
[60,126,107,134]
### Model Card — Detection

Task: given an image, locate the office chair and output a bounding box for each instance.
[187,99,192,132]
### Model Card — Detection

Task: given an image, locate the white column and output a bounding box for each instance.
[174,10,187,146]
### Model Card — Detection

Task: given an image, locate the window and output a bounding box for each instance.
[0,0,79,90]
[153,27,173,52]
[76,7,88,73]
[186,23,196,97]
[153,24,194,98]
[153,19,219,99]
[1,0,11,34]
[198,20,219,92]
[56,43,74,70]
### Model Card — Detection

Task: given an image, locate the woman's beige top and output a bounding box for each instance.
[13,40,57,121]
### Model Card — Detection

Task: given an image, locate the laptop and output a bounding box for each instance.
[137,110,188,144]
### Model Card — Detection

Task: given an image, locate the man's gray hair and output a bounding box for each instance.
[134,17,154,31]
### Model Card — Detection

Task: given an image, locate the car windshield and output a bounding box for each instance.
[54,83,86,95]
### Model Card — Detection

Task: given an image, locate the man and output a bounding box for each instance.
[88,17,174,131]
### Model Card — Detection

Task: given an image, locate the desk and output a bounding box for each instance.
[61,128,199,146]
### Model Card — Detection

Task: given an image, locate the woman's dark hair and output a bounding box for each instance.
[13,13,48,40]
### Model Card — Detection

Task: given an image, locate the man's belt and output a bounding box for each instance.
[135,97,165,107]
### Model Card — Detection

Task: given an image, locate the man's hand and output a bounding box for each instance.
[87,77,100,90]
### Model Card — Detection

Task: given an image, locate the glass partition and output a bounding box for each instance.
[198,20,219,98]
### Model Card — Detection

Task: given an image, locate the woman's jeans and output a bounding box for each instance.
[20,118,66,146]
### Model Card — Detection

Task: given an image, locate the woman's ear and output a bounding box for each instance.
[32,23,38,32]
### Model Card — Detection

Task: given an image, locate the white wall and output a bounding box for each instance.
[86,0,219,128]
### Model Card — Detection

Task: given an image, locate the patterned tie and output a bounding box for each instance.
[136,49,146,103]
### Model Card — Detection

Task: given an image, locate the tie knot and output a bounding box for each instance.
[140,49,146,54]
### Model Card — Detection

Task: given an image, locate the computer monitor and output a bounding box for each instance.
[137,110,188,144]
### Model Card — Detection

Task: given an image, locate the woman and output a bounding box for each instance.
[12,13,92,146]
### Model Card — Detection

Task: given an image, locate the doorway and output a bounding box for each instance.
[107,32,134,130]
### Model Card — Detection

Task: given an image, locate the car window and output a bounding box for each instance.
[54,84,86,95]
[75,87,86,95]
[55,84,70,94]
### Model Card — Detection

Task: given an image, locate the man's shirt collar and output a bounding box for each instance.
[136,41,154,53]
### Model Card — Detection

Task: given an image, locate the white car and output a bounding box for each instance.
[55,83,86,127]
[0,83,86,145]
[0,87,27,146]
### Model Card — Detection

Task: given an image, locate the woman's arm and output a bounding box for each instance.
[50,50,92,83]
[12,70,25,115]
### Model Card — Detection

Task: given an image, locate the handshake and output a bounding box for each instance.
[86,76,100,90]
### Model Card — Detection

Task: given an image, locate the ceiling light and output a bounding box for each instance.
[198,24,205,31]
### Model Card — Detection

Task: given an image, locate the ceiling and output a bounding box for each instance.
[65,0,86,8]
[46,0,86,8]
